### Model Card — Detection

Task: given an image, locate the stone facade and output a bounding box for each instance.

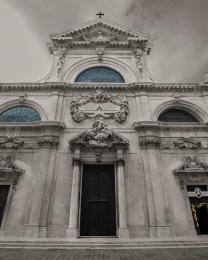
[0,18,208,239]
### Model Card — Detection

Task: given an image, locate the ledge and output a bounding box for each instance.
[0,121,65,130]
[133,121,208,131]
[0,82,208,93]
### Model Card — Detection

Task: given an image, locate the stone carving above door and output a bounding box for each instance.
[176,157,208,171]
[70,90,128,123]
[70,119,129,151]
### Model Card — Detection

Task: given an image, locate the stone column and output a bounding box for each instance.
[116,150,129,238]
[66,150,81,238]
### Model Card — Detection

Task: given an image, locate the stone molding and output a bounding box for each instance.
[71,91,128,123]
[0,121,65,130]
[0,82,206,92]
[37,136,59,149]
[72,157,81,166]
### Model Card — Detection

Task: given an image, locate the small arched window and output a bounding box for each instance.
[0,106,41,122]
[158,108,199,122]
[75,67,125,83]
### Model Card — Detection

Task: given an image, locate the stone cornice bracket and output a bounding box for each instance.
[37,136,59,149]
[57,47,68,78]
[139,136,161,149]
[0,155,24,185]
[96,47,105,61]
[0,136,24,149]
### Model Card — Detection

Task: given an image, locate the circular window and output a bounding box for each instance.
[75,67,125,83]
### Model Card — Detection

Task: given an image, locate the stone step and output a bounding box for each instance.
[0,239,208,249]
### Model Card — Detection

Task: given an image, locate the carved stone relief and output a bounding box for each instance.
[0,136,24,149]
[71,90,128,123]
[176,157,208,171]
[139,136,161,149]
[173,137,202,149]
[37,136,59,149]
[0,155,24,184]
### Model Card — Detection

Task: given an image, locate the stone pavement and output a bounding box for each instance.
[0,248,208,260]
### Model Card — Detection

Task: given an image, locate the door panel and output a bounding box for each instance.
[0,185,10,226]
[80,165,116,236]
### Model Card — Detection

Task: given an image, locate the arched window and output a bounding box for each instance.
[75,67,125,83]
[158,108,199,122]
[0,106,41,122]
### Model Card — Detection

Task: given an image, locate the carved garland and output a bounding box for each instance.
[71,91,128,123]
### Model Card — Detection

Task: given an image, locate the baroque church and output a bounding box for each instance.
[0,16,208,241]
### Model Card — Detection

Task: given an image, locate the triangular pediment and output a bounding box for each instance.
[69,120,129,151]
[49,18,149,51]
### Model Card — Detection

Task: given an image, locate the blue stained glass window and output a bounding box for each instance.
[158,108,199,122]
[0,106,41,122]
[75,67,125,83]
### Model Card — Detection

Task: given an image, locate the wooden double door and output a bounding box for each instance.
[80,165,116,236]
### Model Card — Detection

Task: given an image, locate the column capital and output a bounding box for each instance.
[116,158,125,167]
[73,157,81,166]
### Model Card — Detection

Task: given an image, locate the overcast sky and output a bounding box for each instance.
[0,0,208,83]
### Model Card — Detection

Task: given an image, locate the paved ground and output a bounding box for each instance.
[0,248,208,260]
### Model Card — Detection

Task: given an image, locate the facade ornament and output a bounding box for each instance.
[96,47,105,61]
[18,93,27,104]
[173,137,202,149]
[71,90,128,123]
[85,120,112,148]
[38,136,59,149]
[177,157,208,171]
[0,156,18,170]
[57,48,67,77]
[139,136,161,149]
[0,136,24,149]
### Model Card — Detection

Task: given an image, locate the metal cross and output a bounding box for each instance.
[96,12,104,18]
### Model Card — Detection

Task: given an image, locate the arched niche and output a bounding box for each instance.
[153,100,208,123]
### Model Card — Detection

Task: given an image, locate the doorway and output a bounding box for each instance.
[190,197,208,235]
[80,164,116,236]
[0,185,10,227]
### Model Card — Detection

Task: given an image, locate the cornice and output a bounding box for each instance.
[0,121,65,130]
[0,82,207,93]
[133,121,208,132]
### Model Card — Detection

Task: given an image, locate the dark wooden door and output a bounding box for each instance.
[80,165,116,236]
[0,185,10,226]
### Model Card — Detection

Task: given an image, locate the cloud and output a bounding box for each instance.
[2,0,208,82]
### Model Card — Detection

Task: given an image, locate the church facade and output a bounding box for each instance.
[0,18,208,239]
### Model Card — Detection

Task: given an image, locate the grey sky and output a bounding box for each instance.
[0,0,208,83]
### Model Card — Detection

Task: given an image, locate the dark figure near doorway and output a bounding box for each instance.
[80,165,116,236]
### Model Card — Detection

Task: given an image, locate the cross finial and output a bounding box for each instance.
[96,12,104,18]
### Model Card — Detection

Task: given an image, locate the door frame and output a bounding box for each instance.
[78,162,118,237]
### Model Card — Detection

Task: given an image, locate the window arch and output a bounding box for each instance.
[158,108,199,122]
[0,106,41,122]
[75,66,125,83]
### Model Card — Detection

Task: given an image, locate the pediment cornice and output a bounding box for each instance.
[48,18,150,53]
